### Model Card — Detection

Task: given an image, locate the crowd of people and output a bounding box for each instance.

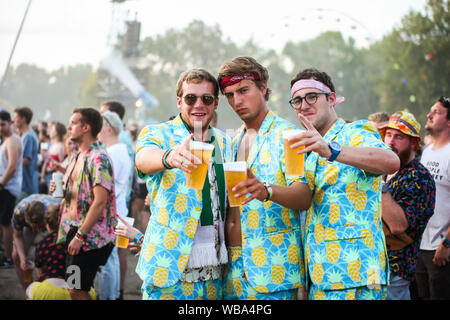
[0,56,448,301]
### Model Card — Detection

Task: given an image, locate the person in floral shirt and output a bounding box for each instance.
[287,68,400,300]
[379,111,435,300]
[55,107,116,300]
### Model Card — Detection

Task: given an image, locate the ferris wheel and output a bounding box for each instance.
[253,7,376,51]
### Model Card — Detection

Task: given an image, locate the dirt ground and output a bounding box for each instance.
[0,251,143,300]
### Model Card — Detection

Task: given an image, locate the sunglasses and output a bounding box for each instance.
[183,94,216,106]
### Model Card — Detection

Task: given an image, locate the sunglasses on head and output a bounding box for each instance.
[183,94,216,106]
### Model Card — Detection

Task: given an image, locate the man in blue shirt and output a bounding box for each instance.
[13,107,39,199]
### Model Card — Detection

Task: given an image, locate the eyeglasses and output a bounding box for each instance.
[183,94,216,106]
[289,92,329,110]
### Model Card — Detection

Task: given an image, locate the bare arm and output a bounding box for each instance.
[13,229,28,270]
[234,168,312,211]
[381,191,409,235]
[23,157,30,166]
[67,185,108,255]
[78,185,108,235]
[225,206,242,247]
[434,226,450,267]
[0,138,21,185]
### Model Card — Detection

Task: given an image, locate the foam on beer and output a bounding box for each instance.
[223,161,247,172]
[190,141,214,151]
[282,129,305,140]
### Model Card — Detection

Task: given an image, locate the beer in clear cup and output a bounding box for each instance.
[52,172,64,198]
[224,161,247,207]
[23,261,34,283]
[283,129,306,176]
[116,217,134,248]
[185,141,214,190]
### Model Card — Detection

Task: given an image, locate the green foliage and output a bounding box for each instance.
[1,0,448,135]
[0,64,92,123]
[375,0,450,124]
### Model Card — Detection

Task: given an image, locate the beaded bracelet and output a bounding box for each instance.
[162,149,173,169]
[134,233,144,246]
[75,230,87,243]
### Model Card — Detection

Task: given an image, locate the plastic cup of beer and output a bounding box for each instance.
[23,261,34,283]
[224,161,247,207]
[185,141,214,190]
[283,129,306,176]
[52,172,64,198]
[116,217,135,248]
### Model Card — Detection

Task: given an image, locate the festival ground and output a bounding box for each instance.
[0,250,142,300]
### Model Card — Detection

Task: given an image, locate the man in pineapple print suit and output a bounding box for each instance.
[287,68,400,300]
[135,69,231,300]
[217,57,312,300]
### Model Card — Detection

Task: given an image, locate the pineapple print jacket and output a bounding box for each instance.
[231,111,306,294]
[302,118,391,291]
[134,115,231,288]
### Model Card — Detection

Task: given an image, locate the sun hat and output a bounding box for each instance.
[379,110,421,150]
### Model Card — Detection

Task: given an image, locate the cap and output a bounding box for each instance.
[102,110,123,134]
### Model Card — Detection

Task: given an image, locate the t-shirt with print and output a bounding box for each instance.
[420,143,450,250]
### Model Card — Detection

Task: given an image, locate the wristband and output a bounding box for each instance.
[134,232,144,246]
[262,182,273,202]
[75,230,87,242]
[162,149,173,169]
[442,236,450,248]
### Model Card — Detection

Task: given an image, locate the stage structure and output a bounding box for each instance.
[97,0,158,125]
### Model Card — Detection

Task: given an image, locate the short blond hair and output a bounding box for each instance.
[175,69,219,98]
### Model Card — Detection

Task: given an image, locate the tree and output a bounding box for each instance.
[0,63,92,123]
[375,0,450,124]
[282,31,380,122]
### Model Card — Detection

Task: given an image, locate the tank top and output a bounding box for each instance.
[0,134,23,198]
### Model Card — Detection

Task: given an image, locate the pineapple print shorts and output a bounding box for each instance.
[223,247,297,300]
[142,278,223,300]
[308,284,387,300]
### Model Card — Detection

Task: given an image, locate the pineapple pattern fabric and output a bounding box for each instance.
[227,111,306,297]
[302,119,391,294]
[135,115,231,293]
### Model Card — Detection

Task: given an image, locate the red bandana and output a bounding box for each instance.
[220,73,261,88]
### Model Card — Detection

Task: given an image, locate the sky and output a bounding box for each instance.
[0,0,428,73]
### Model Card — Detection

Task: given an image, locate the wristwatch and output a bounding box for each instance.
[442,236,450,249]
[262,182,273,202]
[328,141,342,162]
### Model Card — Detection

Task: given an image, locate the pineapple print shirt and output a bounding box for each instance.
[135,115,231,288]
[230,110,306,294]
[302,118,391,291]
